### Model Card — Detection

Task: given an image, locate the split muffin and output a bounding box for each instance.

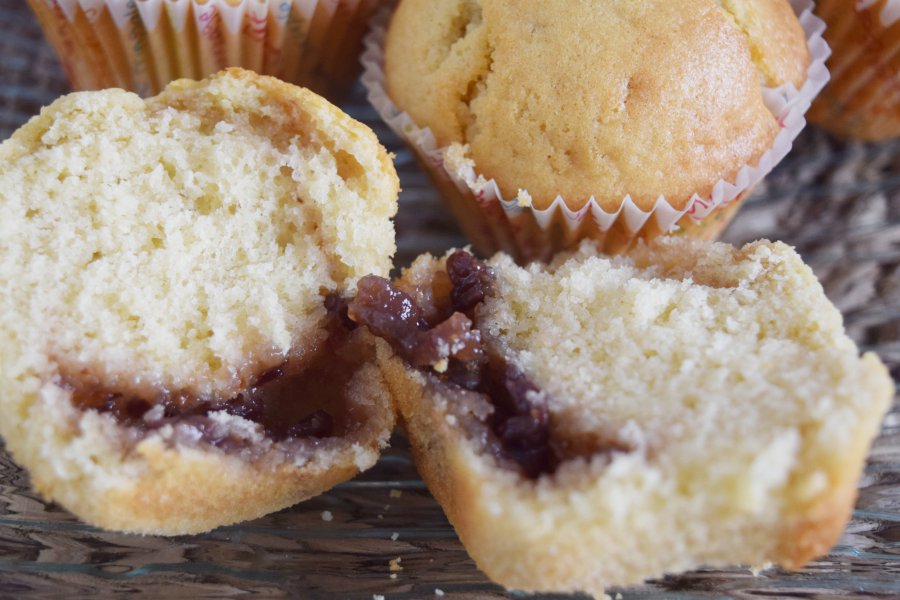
[375,0,822,262]
[0,69,401,534]
[350,238,893,596]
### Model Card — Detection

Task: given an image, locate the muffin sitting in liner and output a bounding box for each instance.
[350,238,892,596]
[28,0,385,101]
[0,69,401,534]
[366,0,829,262]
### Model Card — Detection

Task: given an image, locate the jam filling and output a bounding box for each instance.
[349,250,628,479]
[64,297,368,450]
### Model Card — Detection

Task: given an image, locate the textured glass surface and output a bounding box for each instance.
[0,3,898,598]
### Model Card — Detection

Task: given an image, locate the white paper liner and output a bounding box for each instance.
[362,0,830,239]
[32,0,384,99]
[164,0,191,33]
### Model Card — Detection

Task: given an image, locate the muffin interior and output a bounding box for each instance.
[349,249,633,479]
[0,70,397,461]
[358,240,890,516]
[480,240,889,512]
[60,301,385,462]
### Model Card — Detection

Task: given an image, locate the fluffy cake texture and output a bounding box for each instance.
[0,69,401,534]
[379,239,893,596]
[384,0,810,210]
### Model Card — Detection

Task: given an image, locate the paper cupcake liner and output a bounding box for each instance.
[362,0,830,262]
[809,0,900,140]
[28,0,383,101]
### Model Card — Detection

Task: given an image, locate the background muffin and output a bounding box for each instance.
[0,69,400,534]
[27,0,384,101]
[367,0,827,262]
[809,0,900,141]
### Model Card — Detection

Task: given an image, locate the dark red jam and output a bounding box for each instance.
[348,250,627,479]
[64,297,368,449]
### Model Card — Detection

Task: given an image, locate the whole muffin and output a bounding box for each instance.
[349,239,892,596]
[0,69,401,534]
[374,0,821,261]
[809,0,900,140]
[28,0,385,101]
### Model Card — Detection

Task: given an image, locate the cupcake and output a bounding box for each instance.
[809,0,900,140]
[0,69,402,534]
[349,239,893,596]
[27,0,385,101]
[364,0,829,262]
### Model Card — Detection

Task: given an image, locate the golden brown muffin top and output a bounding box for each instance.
[385,0,810,211]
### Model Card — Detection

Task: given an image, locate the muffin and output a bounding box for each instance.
[349,239,893,596]
[365,0,828,262]
[28,0,385,101]
[809,0,900,140]
[0,69,401,534]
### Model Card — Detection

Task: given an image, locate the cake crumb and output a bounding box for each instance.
[389,489,403,499]
[435,589,445,597]
[214,120,235,133]
[432,358,449,372]
[320,511,333,522]
[373,595,385,600]
[516,188,533,207]
[377,514,384,520]
[389,557,403,572]
[390,573,398,580]
[391,532,399,541]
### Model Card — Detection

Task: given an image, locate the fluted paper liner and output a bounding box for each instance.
[362,0,830,262]
[29,0,383,101]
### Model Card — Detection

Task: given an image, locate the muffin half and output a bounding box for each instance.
[0,69,401,534]
[350,239,893,596]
